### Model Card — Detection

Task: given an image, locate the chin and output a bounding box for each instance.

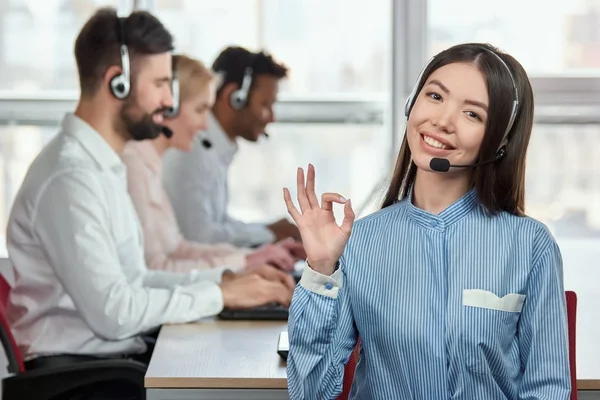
[412,154,436,172]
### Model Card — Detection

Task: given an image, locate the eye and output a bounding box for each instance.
[465,111,483,121]
[425,92,442,101]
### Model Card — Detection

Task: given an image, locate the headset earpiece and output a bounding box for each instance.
[495,145,507,160]
[109,19,130,100]
[164,70,179,118]
[229,67,254,111]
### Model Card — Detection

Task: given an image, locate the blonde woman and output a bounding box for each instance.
[122,54,303,275]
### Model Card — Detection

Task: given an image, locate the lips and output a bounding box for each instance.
[153,113,164,124]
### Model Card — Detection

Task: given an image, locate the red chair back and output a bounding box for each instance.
[565,290,577,400]
[338,338,360,400]
[0,274,25,373]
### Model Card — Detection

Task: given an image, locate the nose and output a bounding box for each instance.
[431,103,455,133]
[266,107,275,123]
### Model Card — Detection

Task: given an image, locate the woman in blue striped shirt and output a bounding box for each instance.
[283,42,571,399]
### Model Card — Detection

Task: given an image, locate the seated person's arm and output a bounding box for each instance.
[123,155,247,273]
[171,149,275,247]
[33,170,224,340]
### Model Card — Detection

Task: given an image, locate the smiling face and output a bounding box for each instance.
[166,82,216,152]
[406,62,489,175]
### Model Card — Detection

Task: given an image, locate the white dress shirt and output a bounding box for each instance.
[162,113,275,247]
[7,113,226,360]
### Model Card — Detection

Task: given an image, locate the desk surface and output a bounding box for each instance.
[146,319,600,391]
[145,319,288,389]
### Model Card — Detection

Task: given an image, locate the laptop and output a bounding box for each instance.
[277,331,289,361]
[218,303,289,321]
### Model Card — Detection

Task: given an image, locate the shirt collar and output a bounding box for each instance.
[200,112,238,165]
[62,113,124,172]
[406,187,479,230]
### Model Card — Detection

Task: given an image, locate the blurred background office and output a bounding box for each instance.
[0,0,598,383]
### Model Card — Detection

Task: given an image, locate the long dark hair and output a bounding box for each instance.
[381,43,534,216]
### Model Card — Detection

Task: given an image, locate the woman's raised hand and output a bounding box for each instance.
[283,164,355,275]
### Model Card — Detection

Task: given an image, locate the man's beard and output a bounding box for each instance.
[116,97,165,141]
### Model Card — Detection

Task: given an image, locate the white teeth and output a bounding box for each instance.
[423,135,448,149]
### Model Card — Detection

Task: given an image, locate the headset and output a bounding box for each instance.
[109,17,131,100]
[228,53,258,111]
[404,46,519,160]
[163,57,180,118]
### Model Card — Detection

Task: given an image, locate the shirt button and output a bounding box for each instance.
[430,220,438,227]
[324,283,333,290]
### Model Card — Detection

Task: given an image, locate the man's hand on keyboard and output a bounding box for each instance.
[246,243,295,271]
[245,264,296,291]
[220,274,293,309]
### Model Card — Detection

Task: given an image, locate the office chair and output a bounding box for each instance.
[338,338,360,400]
[0,274,147,400]
[566,290,577,400]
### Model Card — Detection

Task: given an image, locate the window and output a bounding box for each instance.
[526,122,600,379]
[153,0,391,95]
[227,123,392,224]
[526,122,600,236]
[153,0,260,70]
[428,0,600,76]
[0,0,130,92]
[0,124,57,256]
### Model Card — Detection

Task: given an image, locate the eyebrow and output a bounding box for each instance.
[426,79,489,112]
[155,76,171,83]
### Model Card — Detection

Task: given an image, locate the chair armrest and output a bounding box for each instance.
[2,359,147,400]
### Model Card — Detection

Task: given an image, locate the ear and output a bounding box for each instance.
[219,82,238,108]
[103,65,123,88]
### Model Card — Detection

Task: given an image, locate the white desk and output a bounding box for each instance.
[145,319,289,400]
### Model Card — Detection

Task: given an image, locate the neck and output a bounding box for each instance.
[74,96,126,153]
[212,104,237,142]
[152,135,170,156]
[412,168,472,215]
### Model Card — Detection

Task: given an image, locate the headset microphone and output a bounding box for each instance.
[161,126,173,138]
[201,139,212,149]
[429,146,506,172]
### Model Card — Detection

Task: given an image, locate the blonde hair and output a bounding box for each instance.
[173,54,214,103]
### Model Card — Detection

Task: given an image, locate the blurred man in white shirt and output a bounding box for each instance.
[6,8,294,382]
[163,46,302,248]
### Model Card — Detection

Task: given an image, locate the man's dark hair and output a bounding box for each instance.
[212,46,288,99]
[74,7,174,96]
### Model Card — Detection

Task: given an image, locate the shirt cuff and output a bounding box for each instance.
[246,223,276,246]
[185,281,224,319]
[299,264,343,299]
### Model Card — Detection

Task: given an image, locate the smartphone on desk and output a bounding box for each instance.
[277,331,289,361]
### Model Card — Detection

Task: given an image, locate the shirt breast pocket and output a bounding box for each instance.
[461,289,525,378]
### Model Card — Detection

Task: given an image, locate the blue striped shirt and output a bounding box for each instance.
[287,189,571,399]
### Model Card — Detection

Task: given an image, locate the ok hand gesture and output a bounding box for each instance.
[283,164,355,275]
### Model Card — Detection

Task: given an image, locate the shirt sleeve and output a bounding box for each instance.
[517,240,571,399]
[287,257,358,399]
[165,145,276,247]
[32,170,226,342]
[169,240,249,273]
